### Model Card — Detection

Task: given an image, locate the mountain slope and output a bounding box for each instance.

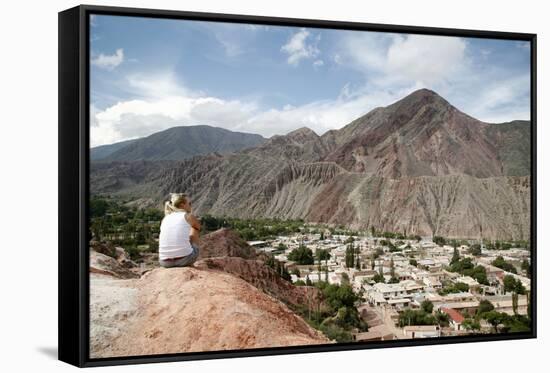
[321,89,529,178]
[90,89,532,239]
[484,120,531,176]
[96,125,266,162]
[90,138,138,161]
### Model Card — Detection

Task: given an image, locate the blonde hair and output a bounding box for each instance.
[164,193,188,215]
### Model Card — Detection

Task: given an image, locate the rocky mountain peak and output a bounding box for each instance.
[389,88,453,113]
[286,126,319,143]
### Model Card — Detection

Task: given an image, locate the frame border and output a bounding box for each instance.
[58,4,537,368]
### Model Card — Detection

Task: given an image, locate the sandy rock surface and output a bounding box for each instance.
[90,265,329,358]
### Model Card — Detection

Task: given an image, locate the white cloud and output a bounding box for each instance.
[342,33,467,86]
[214,32,243,57]
[337,32,529,123]
[90,32,530,147]
[241,87,412,137]
[385,34,467,85]
[281,28,321,66]
[126,71,191,99]
[90,104,100,127]
[91,48,124,70]
[204,22,269,58]
[91,72,258,146]
[313,59,324,68]
[245,24,270,31]
[466,74,530,123]
[90,70,418,147]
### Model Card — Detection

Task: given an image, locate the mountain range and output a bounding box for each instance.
[90,89,531,240]
[90,125,266,161]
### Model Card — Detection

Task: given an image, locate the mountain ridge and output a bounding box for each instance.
[90,89,531,239]
[92,125,266,162]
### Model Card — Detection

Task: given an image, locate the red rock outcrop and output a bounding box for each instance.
[195,256,325,311]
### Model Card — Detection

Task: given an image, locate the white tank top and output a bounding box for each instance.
[158,212,194,260]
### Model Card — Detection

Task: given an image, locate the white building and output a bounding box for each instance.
[403,325,441,339]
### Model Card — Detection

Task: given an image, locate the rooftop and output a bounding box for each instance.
[403,325,440,332]
[441,307,465,323]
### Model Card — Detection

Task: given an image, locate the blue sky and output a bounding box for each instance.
[90,14,531,147]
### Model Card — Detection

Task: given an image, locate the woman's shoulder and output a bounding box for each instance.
[162,211,185,222]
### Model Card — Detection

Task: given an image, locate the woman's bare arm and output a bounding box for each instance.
[185,213,201,231]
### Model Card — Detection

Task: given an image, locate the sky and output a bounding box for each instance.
[89,14,531,147]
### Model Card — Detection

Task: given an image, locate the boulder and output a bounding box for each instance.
[90,250,139,279]
[114,246,137,268]
[90,240,116,258]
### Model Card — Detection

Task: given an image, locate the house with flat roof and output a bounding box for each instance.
[387,298,411,310]
[423,276,442,289]
[435,300,480,316]
[369,291,387,306]
[455,276,479,288]
[371,283,407,299]
[403,325,440,339]
[484,294,529,315]
[400,279,425,294]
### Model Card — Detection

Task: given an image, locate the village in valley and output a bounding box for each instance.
[89,197,532,344]
[247,228,531,341]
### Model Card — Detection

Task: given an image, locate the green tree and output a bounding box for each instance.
[147,239,158,253]
[277,242,288,251]
[483,311,508,333]
[512,292,519,315]
[421,300,434,314]
[492,256,517,274]
[477,299,495,316]
[90,197,109,218]
[439,282,470,295]
[288,245,314,265]
[388,258,399,283]
[469,244,482,256]
[316,249,331,261]
[462,318,481,331]
[433,236,446,247]
[450,246,460,265]
[372,273,385,283]
[398,309,437,327]
[503,275,525,294]
[434,310,450,327]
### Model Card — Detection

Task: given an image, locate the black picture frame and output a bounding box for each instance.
[58,4,537,368]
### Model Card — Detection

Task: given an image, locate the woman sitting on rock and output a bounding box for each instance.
[158,193,201,268]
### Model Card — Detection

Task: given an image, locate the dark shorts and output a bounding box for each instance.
[159,243,200,268]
